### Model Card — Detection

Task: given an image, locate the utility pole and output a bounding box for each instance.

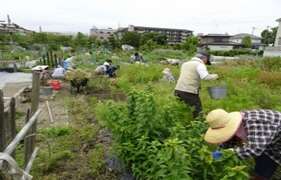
[7,14,15,64]
[252,27,256,35]
[0,19,6,61]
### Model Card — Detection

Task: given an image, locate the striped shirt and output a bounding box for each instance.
[220,109,281,165]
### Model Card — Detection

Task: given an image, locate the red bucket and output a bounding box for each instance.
[49,80,61,90]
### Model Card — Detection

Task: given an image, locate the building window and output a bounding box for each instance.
[214,37,223,42]
[278,37,281,45]
[100,37,104,39]
[107,32,111,34]
[100,31,104,34]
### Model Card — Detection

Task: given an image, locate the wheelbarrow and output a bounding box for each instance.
[70,78,89,94]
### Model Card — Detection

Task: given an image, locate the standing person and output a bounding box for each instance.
[51,65,65,80]
[162,68,175,82]
[95,62,110,75]
[105,65,120,78]
[204,109,281,180]
[174,51,218,119]
[130,52,145,64]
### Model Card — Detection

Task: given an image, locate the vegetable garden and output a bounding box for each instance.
[25,52,281,179]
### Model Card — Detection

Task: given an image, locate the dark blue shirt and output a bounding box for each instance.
[105,67,117,78]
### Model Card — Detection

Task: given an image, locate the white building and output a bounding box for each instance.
[274,18,281,47]
[230,33,265,50]
[263,18,281,57]
[90,26,116,41]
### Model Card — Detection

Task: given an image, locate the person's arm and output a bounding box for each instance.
[197,64,218,80]
[233,120,276,160]
[130,56,135,64]
[218,138,239,150]
[140,55,145,62]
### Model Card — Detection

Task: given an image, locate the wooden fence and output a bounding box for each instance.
[38,51,63,68]
[0,72,41,177]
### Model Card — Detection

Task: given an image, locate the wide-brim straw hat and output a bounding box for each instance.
[162,68,170,73]
[204,109,242,144]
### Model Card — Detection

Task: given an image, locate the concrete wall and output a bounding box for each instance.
[274,18,281,47]
[263,46,281,57]
[208,45,233,51]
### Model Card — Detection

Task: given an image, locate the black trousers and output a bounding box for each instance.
[254,153,279,179]
[174,90,202,119]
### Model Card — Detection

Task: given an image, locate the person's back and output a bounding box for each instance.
[131,52,145,63]
[95,62,109,75]
[105,65,120,78]
[175,60,202,94]
[174,52,218,119]
[52,65,65,79]
[53,67,64,75]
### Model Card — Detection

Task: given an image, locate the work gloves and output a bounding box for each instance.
[212,150,222,159]
[212,149,234,159]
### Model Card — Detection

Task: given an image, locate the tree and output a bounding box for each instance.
[121,31,141,49]
[261,27,277,46]
[140,32,167,46]
[242,36,251,48]
[180,36,199,52]
[12,33,29,48]
[73,32,89,49]
[139,39,159,51]
[107,33,120,50]
[30,32,48,44]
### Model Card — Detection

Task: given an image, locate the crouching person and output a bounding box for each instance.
[204,109,281,180]
[51,65,65,80]
[95,62,110,75]
[105,65,120,78]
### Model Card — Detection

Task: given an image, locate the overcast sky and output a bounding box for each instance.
[1,0,280,36]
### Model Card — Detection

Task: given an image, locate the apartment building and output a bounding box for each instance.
[118,25,193,44]
[90,26,116,41]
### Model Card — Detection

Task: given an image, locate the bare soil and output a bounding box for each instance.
[2,81,69,129]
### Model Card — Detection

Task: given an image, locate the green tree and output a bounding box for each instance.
[30,32,48,44]
[261,27,277,46]
[108,33,120,50]
[121,31,141,49]
[140,32,167,46]
[139,39,159,51]
[12,33,30,48]
[180,36,199,52]
[73,32,89,49]
[242,36,251,48]
[55,35,74,47]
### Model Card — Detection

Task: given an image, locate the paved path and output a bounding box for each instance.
[1,82,32,98]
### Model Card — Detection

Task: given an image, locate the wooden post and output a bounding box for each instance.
[30,72,40,152]
[10,97,16,159]
[50,51,54,68]
[58,55,62,67]
[54,53,58,67]
[47,52,50,67]
[43,55,46,65]
[0,90,6,151]
[24,109,31,169]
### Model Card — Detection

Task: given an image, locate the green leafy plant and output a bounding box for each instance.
[97,88,250,179]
